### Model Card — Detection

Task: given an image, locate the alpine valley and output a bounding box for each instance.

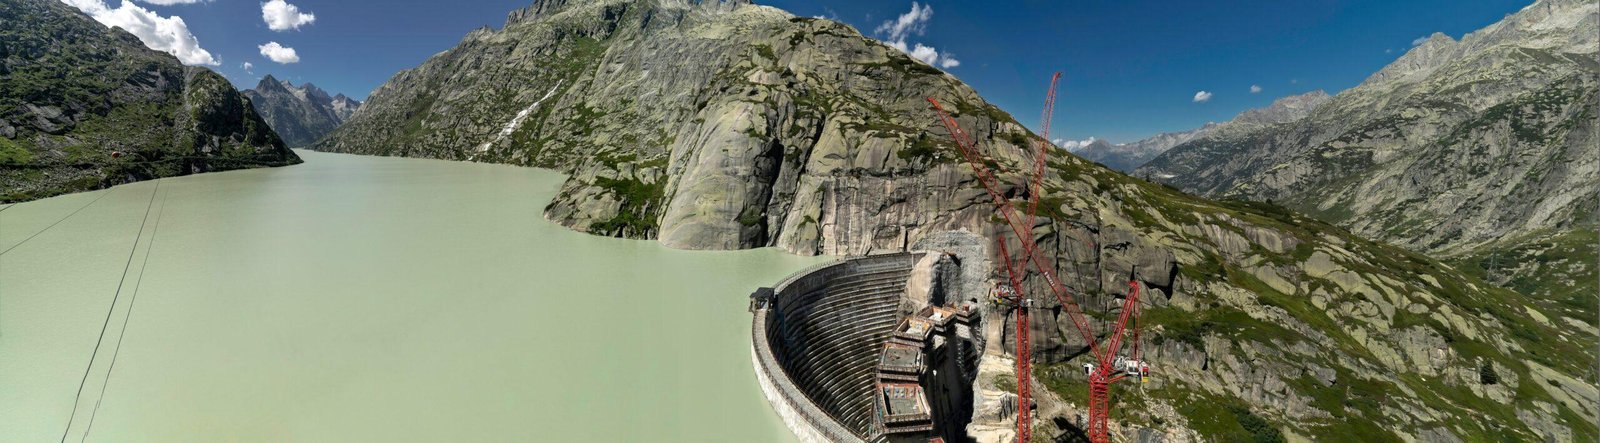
[242,75,361,147]
[313,0,1598,441]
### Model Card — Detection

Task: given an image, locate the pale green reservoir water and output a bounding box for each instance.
[1,150,823,442]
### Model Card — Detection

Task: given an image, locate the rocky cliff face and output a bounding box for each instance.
[1075,91,1328,173]
[315,0,1596,440]
[0,0,300,202]
[242,75,362,147]
[329,94,360,121]
[1138,0,1598,307]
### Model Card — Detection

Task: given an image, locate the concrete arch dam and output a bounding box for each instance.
[751,252,980,443]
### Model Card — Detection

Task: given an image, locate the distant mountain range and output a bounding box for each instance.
[1069,126,1213,173]
[243,75,361,147]
[1138,0,1598,303]
[0,0,298,202]
[1070,91,1331,172]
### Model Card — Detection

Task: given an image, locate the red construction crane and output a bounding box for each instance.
[927,73,1147,443]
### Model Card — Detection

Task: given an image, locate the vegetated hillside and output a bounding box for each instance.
[243,75,362,147]
[1138,0,1599,311]
[315,0,1597,440]
[0,0,299,202]
[1077,90,1328,173]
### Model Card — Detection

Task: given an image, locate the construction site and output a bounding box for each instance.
[749,252,980,443]
[749,75,1160,443]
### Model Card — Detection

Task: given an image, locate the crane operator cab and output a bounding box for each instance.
[991,285,1037,310]
[1113,357,1151,383]
[991,286,1016,306]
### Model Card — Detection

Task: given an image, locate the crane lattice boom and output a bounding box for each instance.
[925,73,1148,443]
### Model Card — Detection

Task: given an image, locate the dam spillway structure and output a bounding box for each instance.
[750,252,980,443]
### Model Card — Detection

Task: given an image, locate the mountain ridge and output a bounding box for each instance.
[0,0,299,202]
[242,75,362,147]
[1074,90,1330,173]
[1136,0,1598,305]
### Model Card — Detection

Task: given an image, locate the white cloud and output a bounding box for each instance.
[875,1,931,42]
[891,41,960,70]
[909,43,938,64]
[60,0,218,65]
[874,2,960,70]
[1385,48,1394,54]
[137,0,207,4]
[1249,85,1262,94]
[257,41,299,63]
[241,61,253,73]
[811,7,839,21]
[1411,35,1429,46]
[261,0,314,31]
[1193,91,1213,103]
[1055,137,1098,151]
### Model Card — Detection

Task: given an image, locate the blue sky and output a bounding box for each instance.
[63,0,1535,143]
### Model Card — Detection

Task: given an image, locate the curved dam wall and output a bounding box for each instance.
[752,253,923,442]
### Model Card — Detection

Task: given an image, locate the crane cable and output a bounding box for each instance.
[80,185,170,442]
[58,180,160,443]
[4,153,289,256]
[1,188,118,257]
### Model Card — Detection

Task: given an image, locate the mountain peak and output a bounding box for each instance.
[243,75,362,147]
[503,0,569,26]
[1288,89,1328,100]
[1083,138,1113,149]
[1419,31,1455,47]
[1227,90,1332,127]
[331,93,362,109]
[504,0,752,28]
[254,75,292,93]
[299,82,333,102]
